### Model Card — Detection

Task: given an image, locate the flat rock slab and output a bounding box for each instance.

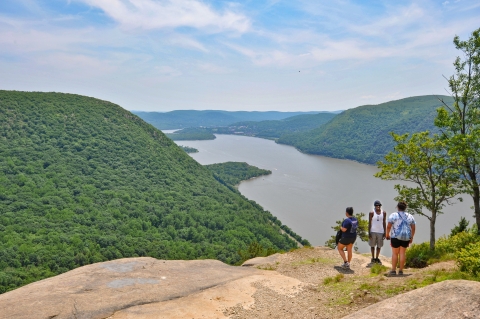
[0,257,276,319]
[342,280,480,319]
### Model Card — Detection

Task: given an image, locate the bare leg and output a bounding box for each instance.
[346,244,353,262]
[337,243,347,262]
[391,246,400,271]
[399,247,407,271]
[376,247,381,259]
[371,246,375,258]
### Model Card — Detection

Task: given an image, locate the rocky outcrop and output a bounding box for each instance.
[1,248,478,319]
[0,257,303,319]
[342,280,480,319]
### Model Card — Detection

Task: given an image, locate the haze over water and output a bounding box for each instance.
[175,134,474,255]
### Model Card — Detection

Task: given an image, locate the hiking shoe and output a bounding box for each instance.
[371,258,375,263]
[342,262,350,269]
[398,270,404,275]
[376,258,382,264]
[388,270,396,276]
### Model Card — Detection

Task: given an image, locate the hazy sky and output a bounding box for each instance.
[1,0,479,112]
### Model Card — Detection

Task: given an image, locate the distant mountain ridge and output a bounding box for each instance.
[278,95,453,164]
[133,110,329,129]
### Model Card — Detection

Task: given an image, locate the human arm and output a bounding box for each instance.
[382,211,387,239]
[368,212,373,238]
[386,222,392,240]
[409,224,416,244]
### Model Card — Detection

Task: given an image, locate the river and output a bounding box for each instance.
[173,134,474,254]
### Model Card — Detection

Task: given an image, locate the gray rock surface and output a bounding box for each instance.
[0,257,262,319]
[342,280,480,319]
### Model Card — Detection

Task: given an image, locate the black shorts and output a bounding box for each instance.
[339,237,356,245]
[391,238,409,248]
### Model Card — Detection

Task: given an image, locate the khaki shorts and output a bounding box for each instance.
[368,232,384,248]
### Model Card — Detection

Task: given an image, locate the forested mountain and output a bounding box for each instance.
[133,110,322,130]
[211,112,337,139]
[166,127,216,140]
[278,95,453,164]
[0,91,302,293]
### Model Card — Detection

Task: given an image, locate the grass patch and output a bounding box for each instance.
[323,273,344,285]
[256,262,279,271]
[370,264,389,275]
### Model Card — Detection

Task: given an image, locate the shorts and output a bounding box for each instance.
[391,238,409,248]
[368,232,384,248]
[339,237,356,245]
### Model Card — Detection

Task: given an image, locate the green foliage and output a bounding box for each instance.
[323,273,344,285]
[324,212,368,249]
[406,229,480,268]
[278,95,453,165]
[376,131,461,250]
[237,241,277,265]
[166,128,215,140]
[211,112,337,139]
[179,145,198,153]
[205,162,271,187]
[0,90,303,293]
[370,264,388,275]
[456,243,480,276]
[450,216,470,236]
[434,28,480,233]
[134,110,321,130]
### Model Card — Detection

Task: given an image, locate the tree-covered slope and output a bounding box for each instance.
[211,112,337,139]
[278,95,453,164]
[0,91,300,293]
[134,110,321,130]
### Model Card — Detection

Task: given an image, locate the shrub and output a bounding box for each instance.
[456,243,480,276]
[436,231,479,255]
[406,242,435,268]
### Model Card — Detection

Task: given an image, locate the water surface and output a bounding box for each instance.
[175,134,474,254]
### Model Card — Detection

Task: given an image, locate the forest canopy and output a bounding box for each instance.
[0,91,303,293]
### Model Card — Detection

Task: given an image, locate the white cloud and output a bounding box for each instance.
[166,34,209,52]
[197,63,233,74]
[79,0,251,33]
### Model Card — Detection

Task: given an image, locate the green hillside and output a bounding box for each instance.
[211,112,337,139]
[278,95,453,164]
[134,110,321,130]
[166,127,216,140]
[0,91,302,293]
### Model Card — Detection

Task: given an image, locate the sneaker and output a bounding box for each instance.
[388,270,396,276]
[398,270,404,275]
[376,258,382,264]
[342,262,350,269]
[371,258,375,263]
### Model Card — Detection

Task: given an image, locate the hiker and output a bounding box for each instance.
[337,207,358,269]
[386,201,416,276]
[368,200,386,264]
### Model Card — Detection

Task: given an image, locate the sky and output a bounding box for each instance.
[0,0,479,112]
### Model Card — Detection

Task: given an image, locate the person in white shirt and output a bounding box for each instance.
[368,200,386,264]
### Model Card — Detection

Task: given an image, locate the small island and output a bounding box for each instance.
[205,162,272,187]
[179,145,199,153]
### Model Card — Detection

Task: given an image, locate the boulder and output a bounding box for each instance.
[0,257,303,319]
[342,280,480,319]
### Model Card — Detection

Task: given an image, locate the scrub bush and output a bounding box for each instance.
[456,243,480,276]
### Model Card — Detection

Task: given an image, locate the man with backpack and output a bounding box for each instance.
[386,201,416,276]
[368,200,386,264]
[337,207,358,269]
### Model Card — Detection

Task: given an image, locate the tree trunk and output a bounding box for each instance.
[473,184,480,235]
[430,213,436,251]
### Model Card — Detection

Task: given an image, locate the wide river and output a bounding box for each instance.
[173,134,474,254]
